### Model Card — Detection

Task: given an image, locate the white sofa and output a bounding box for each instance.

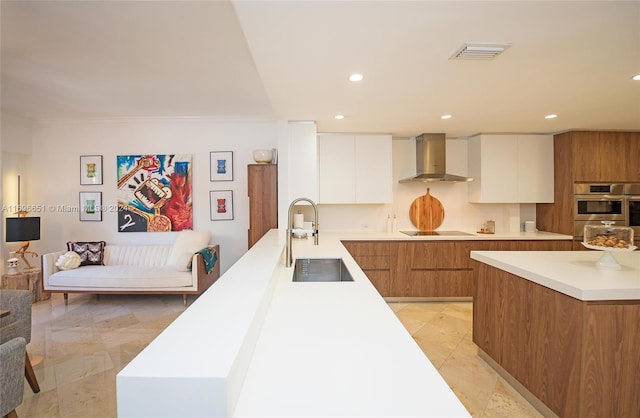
[42,233,220,306]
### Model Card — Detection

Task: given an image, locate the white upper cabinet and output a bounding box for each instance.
[318,133,393,204]
[318,134,355,203]
[283,121,318,202]
[468,134,554,203]
[516,135,554,202]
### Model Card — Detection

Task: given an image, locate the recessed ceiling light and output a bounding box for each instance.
[633,74,640,81]
[348,73,363,82]
[335,115,345,120]
[545,114,557,119]
[441,114,452,120]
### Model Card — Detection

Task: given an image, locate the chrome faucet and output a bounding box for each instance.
[286,197,319,267]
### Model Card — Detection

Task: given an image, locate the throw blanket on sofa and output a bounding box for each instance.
[189,246,218,274]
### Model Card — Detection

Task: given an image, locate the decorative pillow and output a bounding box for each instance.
[67,241,106,266]
[174,252,193,272]
[166,230,210,267]
[56,251,82,270]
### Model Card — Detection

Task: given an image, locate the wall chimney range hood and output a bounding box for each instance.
[399,133,473,183]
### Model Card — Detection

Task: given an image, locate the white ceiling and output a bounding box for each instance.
[1,0,639,138]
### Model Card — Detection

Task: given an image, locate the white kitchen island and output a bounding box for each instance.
[471,250,640,418]
[117,230,471,417]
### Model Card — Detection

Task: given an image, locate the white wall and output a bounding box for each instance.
[27,118,277,273]
[1,113,35,271]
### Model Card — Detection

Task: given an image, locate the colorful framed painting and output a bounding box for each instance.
[116,154,193,232]
[210,151,233,181]
[80,155,103,185]
[79,191,102,221]
[210,190,234,221]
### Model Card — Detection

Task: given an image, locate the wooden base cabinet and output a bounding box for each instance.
[391,241,474,297]
[248,164,277,249]
[474,263,640,418]
[389,240,571,298]
[342,241,391,296]
[344,239,572,298]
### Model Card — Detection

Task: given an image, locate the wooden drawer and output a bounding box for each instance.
[410,241,470,269]
[407,270,473,297]
[363,270,390,297]
[353,255,390,270]
[342,241,390,256]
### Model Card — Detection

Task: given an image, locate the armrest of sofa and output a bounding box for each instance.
[42,250,66,290]
[191,244,220,293]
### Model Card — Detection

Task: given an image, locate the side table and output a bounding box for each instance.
[1,269,50,303]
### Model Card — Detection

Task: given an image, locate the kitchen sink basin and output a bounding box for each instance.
[292,258,354,282]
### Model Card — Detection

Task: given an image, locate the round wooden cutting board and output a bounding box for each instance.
[409,188,445,231]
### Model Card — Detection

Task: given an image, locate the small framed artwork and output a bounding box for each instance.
[80,155,103,185]
[210,151,233,181]
[79,191,102,221]
[210,190,234,221]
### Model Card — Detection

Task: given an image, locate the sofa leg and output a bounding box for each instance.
[64,293,68,305]
[183,294,187,306]
[25,352,41,393]
[96,294,100,301]
[6,409,18,418]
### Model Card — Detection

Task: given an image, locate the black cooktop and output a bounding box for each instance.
[400,230,474,236]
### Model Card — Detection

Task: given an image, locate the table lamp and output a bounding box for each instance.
[5,216,41,271]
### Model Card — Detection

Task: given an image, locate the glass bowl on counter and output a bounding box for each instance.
[582,221,636,269]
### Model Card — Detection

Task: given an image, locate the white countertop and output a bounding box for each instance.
[333,229,573,241]
[117,230,471,417]
[234,232,468,417]
[471,250,640,301]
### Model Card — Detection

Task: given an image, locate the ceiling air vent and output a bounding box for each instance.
[450,43,511,60]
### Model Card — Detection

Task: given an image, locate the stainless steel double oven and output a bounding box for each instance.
[574,183,640,238]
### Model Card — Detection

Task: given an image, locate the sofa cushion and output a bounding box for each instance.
[56,251,81,270]
[166,230,210,268]
[174,252,193,272]
[48,265,193,289]
[103,245,172,267]
[67,241,106,266]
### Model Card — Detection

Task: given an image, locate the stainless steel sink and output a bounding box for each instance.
[292,258,354,282]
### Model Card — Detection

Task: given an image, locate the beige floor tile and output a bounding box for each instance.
[398,301,449,314]
[442,302,474,321]
[18,386,61,418]
[23,361,57,396]
[107,340,150,371]
[413,336,453,369]
[394,311,432,335]
[482,378,544,418]
[386,302,408,312]
[139,310,182,330]
[56,369,118,418]
[438,348,499,415]
[413,317,468,352]
[92,312,140,330]
[54,350,115,386]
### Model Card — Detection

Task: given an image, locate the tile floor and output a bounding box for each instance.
[17,294,543,417]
